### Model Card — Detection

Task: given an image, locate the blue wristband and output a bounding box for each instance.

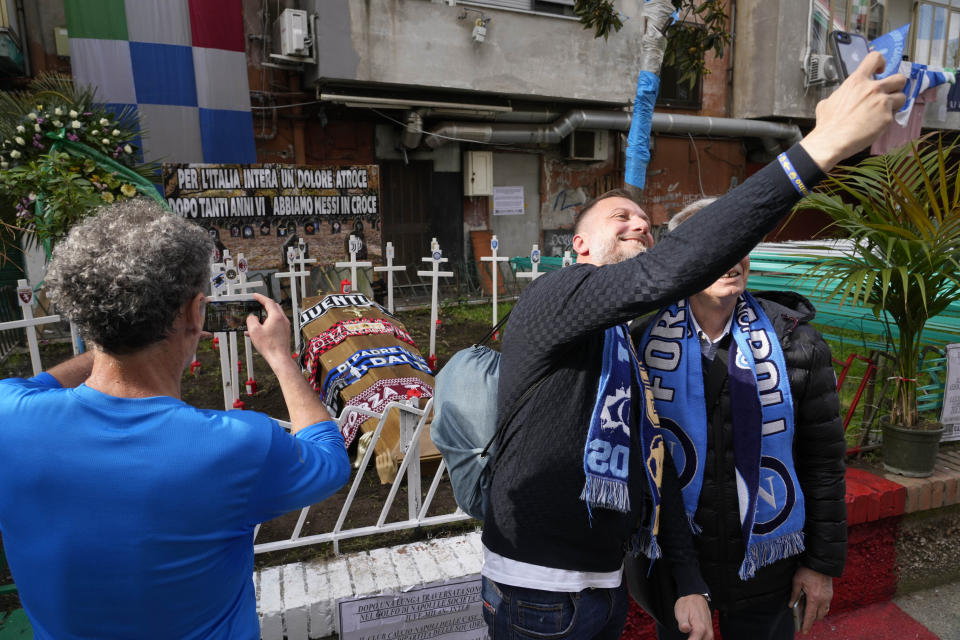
[777,153,809,196]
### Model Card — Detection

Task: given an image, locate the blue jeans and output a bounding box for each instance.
[481,576,629,640]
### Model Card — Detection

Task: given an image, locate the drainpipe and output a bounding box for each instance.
[401,110,423,149]
[422,109,802,157]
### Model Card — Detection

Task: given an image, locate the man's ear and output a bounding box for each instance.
[183,292,206,335]
[572,232,588,256]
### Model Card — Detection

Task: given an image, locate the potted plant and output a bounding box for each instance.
[798,134,960,477]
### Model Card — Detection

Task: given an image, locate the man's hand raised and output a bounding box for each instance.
[247,293,332,433]
[801,50,907,172]
[246,293,293,367]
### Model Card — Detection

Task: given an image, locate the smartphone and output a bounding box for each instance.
[829,30,871,80]
[793,592,807,632]
[204,300,264,333]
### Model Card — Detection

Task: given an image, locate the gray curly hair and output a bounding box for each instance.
[45,199,213,354]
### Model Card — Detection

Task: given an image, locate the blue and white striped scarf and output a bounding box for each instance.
[581,324,664,561]
[639,292,805,579]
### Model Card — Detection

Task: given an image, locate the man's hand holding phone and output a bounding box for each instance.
[244,293,292,367]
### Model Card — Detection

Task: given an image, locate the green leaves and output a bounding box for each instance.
[796,135,960,427]
[574,1,731,90]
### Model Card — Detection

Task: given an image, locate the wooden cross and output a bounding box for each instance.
[293,238,317,297]
[516,243,545,281]
[480,234,510,329]
[373,241,406,314]
[0,279,61,376]
[335,234,372,293]
[273,266,309,353]
[416,238,454,359]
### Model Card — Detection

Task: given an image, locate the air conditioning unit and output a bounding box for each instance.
[804,53,838,88]
[273,9,310,58]
[566,130,608,161]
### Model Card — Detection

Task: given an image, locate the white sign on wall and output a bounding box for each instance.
[940,343,960,442]
[337,575,485,640]
[492,186,524,216]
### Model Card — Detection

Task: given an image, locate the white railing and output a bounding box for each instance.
[253,397,472,555]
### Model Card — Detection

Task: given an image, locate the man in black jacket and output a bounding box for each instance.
[634,198,845,639]
[480,53,902,640]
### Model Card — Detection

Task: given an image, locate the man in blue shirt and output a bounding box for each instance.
[0,200,351,639]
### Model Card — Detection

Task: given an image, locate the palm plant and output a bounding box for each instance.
[798,135,960,429]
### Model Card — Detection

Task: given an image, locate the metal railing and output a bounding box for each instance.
[253,397,471,556]
[0,285,22,361]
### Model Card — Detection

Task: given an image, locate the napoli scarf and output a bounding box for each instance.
[639,292,805,579]
[581,324,664,560]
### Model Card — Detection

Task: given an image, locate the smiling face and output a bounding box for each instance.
[698,254,751,303]
[572,196,654,266]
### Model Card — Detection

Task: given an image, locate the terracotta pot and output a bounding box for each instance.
[881,420,944,478]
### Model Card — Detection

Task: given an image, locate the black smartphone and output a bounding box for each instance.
[829,30,871,79]
[204,300,264,333]
[793,592,807,632]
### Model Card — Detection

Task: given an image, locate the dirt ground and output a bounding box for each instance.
[0,302,498,612]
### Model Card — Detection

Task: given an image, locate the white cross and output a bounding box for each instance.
[273,267,309,353]
[374,241,407,314]
[516,243,545,281]
[234,253,264,391]
[562,250,574,267]
[0,279,61,376]
[416,238,454,359]
[480,235,510,329]
[208,261,233,410]
[293,239,317,297]
[335,234,372,293]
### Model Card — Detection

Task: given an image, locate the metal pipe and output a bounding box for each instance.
[320,91,513,112]
[423,109,802,149]
[15,0,30,77]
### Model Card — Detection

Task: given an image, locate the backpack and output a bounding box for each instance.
[430,314,548,520]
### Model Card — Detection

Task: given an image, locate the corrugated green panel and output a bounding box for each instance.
[63,0,128,41]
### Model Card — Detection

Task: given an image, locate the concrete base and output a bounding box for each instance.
[255,531,482,640]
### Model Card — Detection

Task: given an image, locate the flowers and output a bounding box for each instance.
[15,124,24,133]
[101,138,110,145]
[71,120,81,129]
[120,184,137,197]
[69,110,78,118]
[52,120,62,128]
[99,117,109,126]
[112,129,120,136]
[101,191,115,203]
[54,107,63,116]
[33,124,40,132]
[66,132,79,142]
[14,136,24,145]
[10,150,21,159]
[123,144,133,154]
[27,112,37,121]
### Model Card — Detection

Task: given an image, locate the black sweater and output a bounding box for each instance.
[482,145,824,594]
[633,292,847,611]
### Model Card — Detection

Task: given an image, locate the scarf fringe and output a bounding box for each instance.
[737,531,806,581]
[580,476,631,514]
[686,511,702,535]
[631,528,662,561]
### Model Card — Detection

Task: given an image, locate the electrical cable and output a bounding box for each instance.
[688,133,705,196]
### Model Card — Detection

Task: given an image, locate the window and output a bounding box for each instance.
[913,1,960,69]
[656,61,702,109]
[811,0,887,57]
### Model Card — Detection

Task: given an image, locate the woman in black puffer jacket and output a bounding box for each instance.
[632,200,846,640]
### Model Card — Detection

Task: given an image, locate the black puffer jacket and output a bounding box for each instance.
[633,290,847,611]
